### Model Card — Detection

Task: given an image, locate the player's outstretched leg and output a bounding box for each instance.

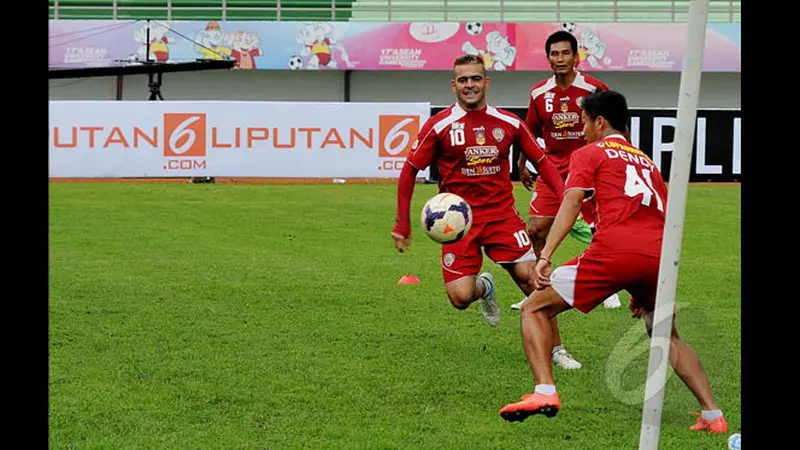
[642,310,727,433]
[506,261,582,370]
[499,287,572,422]
[445,274,500,327]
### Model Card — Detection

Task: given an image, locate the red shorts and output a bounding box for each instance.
[528,180,598,226]
[550,249,660,313]
[529,179,561,218]
[441,213,535,284]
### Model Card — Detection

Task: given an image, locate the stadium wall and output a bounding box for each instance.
[48,70,741,110]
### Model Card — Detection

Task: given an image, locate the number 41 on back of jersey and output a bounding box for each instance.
[624,164,664,211]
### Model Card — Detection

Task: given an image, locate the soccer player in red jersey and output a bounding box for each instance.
[390,54,569,342]
[512,30,622,317]
[498,90,727,434]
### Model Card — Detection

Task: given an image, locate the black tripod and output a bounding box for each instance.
[147,71,163,101]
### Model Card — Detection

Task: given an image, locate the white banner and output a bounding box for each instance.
[49,101,431,178]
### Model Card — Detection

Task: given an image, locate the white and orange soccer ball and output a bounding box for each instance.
[420,193,473,244]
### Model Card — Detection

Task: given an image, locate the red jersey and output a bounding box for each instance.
[526,70,608,176]
[566,134,668,256]
[407,104,547,224]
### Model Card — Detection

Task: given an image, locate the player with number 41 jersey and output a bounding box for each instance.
[499,91,727,435]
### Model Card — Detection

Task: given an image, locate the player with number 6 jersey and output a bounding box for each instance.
[391,54,568,335]
[499,90,727,435]
[512,30,621,320]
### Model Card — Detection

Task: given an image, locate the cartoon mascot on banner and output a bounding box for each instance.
[461,30,517,71]
[194,21,232,60]
[131,21,174,62]
[292,23,353,70]
[578,27,612,69]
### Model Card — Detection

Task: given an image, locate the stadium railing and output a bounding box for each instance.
[49,0,741,22]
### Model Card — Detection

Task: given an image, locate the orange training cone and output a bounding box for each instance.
[397,275,421,285]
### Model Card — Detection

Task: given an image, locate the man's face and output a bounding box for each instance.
[451,63,490,108]
[548,41,576,75]
[582,111,601,143]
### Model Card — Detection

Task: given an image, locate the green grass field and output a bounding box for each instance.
[49,182,740,449]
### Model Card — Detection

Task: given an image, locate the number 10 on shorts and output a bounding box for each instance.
[513,230,531,248]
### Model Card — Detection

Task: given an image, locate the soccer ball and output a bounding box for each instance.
[288,55,303,70]
[420,193,473,244]
[562,22,577,34]
[465,22,483,36]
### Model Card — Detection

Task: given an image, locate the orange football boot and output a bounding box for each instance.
[689,413,728,433]
[499,392,561,422]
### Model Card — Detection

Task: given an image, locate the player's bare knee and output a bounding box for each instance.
[446,287,475,310]
[524,288,571,319]
[520,294,548,316]
[447,294,471,310]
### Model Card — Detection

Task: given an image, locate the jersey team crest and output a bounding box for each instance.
[492,128,505,142]
[560,97,570,112]
[474,128,486,145]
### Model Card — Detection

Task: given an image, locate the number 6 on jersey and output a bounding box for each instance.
[624,164,664,211]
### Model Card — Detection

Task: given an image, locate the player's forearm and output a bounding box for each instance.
[533,156,564,196]
[393,163,419,237]
[540,191,583,260]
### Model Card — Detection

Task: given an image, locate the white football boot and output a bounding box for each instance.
[552,347,583,370]
[477,272,500,326]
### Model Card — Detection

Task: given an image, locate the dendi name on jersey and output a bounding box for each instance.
[551,112,580,129]
[464,146,499,166]
[462,165,502,176]
[599,141,656,170]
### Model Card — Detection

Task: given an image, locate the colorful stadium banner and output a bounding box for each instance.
[49,101,431,178]
[515,23,741,72]
[48,20,740,72]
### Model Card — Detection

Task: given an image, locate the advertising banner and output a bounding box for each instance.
[48,20,740,72]
[49,101,431,178]
[515,23,740,72]
[429,107,741,183]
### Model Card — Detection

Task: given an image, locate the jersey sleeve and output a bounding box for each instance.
[525,92,542,132]
[565,148,599,200]
[515,120,545,163]
[516,121,564,196]
[406,117,439,170]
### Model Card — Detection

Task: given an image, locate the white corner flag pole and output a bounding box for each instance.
[638,1,709,449]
